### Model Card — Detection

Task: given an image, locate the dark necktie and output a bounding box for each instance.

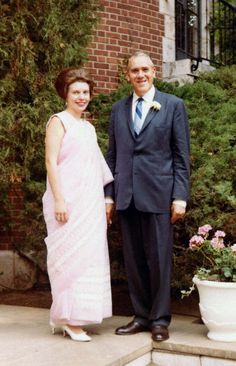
[134,97,143,135]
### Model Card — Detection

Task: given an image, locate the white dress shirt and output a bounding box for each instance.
[132,85,155,129]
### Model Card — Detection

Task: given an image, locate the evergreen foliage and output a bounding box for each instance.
[0,1,235,288]
[0,0,101,268]
[91,66,236,287]
[91,67,236,242]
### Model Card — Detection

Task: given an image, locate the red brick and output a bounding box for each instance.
[106,82,118,89]
[0,243,10,250]
[106,45,121,52]
[107,20,120,26]
[106,57,118,64]
[96,36,107,43]
[107,70,118,77]
[106,32,120,39]
[96,43,106,50]
[97,31,106,37]
[109,39,118,45]
[94,63,109,69]
[110,77,119,83]
[87,55,97,61]
[82,0,162,93]
[106,6,121,14]
[95,75,109,82]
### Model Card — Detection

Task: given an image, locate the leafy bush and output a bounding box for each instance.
[91,66,236,287]
[93,66,236,239]
[0,0,101,269]
[0,2,235,288]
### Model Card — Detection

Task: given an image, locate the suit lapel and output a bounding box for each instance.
[125,95,135,139]
[124,89,163,138]
[140,89,162,134]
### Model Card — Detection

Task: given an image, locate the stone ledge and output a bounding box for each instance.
[0,306,235,366]
[0,250,36,291]
[152,315,236,361]
[152,351,236,366]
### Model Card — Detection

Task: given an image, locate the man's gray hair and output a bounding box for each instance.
[127,51,154,68]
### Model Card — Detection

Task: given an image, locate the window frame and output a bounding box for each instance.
[175,0,202,61]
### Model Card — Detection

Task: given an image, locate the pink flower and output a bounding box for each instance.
[211,237,225,249]
[231,244,236,252]
[214,230,226,238]
[189,235,204,249]
[198,224,212,236]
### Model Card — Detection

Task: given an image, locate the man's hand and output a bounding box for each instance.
[106,203,114,225]
[171,203,186,224]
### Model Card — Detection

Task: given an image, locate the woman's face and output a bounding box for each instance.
[66,81,90,114]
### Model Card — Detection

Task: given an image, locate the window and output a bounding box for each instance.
[175,0,201,60]
[210,0,236,65]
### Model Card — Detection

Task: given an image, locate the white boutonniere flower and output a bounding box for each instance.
[150,101,161,111]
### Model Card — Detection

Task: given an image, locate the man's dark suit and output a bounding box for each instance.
[106,88,190,327]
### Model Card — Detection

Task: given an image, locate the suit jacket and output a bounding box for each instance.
[105,88,190,213]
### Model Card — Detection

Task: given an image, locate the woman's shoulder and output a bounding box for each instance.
[47,110,65,121]
[46,111,68,130]
[52,110,68,120]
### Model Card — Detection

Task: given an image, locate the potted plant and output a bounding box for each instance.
[181,224,236,342]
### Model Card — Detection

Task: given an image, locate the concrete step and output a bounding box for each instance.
[0,305,235,366]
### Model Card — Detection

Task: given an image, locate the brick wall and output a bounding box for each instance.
[0,184,24,251]
[87,0,164,94]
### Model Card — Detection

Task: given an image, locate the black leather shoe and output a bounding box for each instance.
[115,320,149,335]
[151,325,169,342]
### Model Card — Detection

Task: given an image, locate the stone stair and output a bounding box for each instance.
[0,305,235,366]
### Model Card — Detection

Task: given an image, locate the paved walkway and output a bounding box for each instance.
[0,305,236,366]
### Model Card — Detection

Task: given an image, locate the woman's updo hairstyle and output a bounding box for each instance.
[55,68,94,100]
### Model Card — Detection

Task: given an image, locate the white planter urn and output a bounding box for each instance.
[193,276,236,342]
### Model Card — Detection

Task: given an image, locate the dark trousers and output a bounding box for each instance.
[118,201,173,327]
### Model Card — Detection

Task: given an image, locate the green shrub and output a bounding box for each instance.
[90,66,236,287]
[0,0,101,270]
[91,67,236,238]
[0,2,235,289]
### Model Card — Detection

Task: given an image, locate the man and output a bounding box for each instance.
[105,51,190,342]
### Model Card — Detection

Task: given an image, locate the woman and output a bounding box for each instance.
[42,68,113,342]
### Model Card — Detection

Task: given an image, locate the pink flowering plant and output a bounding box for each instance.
[181,224,236,297]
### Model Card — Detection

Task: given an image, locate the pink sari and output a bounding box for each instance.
[42,111,113,325]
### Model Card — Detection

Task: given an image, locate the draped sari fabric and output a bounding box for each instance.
[42,111,113,325]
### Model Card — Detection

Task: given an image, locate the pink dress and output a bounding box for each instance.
[42,111,113,326]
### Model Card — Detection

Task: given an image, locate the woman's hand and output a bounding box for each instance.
[54,199,68,223]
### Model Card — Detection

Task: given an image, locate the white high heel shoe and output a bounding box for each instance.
[49,320,62,335]
[62,325,91,342]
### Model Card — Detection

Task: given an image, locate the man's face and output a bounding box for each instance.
[126,55,156,96]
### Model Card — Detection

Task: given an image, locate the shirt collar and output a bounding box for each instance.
[133,85,155,103]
